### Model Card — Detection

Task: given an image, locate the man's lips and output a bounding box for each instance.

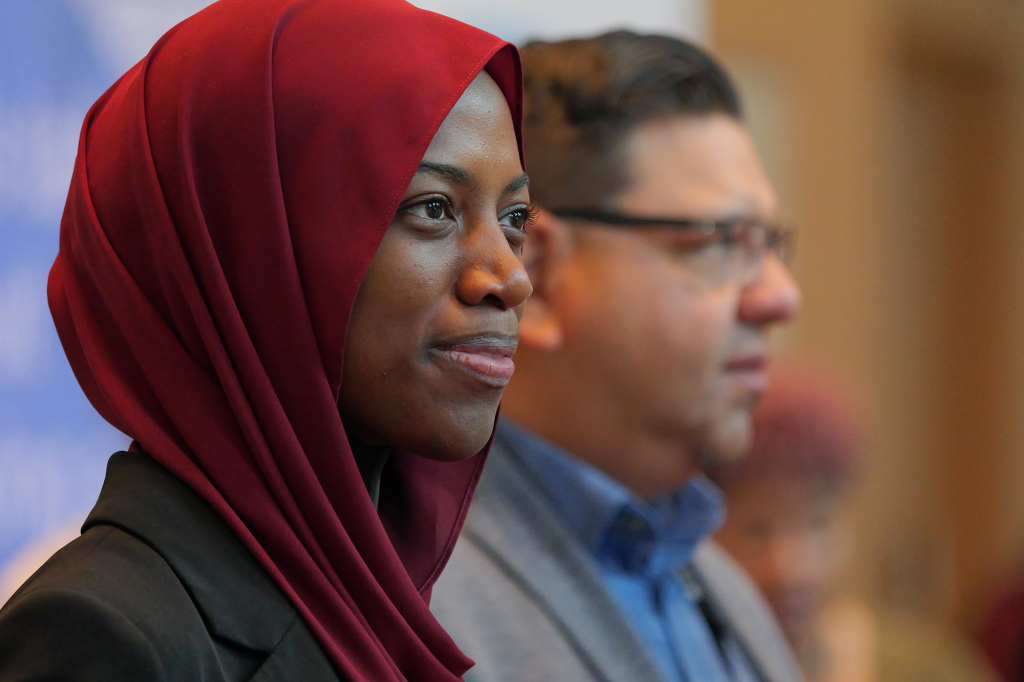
[429,334,518,388]
[725,354,768,372]
[724,354,770,393]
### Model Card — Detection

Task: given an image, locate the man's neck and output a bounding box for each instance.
[501,381,699,501]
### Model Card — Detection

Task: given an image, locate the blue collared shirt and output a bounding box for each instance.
[498,419,758,682]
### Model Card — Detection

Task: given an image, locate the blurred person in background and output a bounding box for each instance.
[711,363,998,682]
[972,540,1024,682]
[431,31,802,682]
[978,582,1024,682]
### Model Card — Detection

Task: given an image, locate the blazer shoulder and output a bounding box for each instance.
[0,581,164,681]
[0,524,219,681]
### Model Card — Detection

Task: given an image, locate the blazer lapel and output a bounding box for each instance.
[692,543,803,682]
[462,443,667,682]
[249,616,337,681]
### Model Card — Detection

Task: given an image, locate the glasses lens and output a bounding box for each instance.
[656,220,774,286]
[566,213,794,286]
[733,222,795,284]
[661,232,733,283]
[768,227,796,266]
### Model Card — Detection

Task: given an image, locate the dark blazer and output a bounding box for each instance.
[0,452,340,681]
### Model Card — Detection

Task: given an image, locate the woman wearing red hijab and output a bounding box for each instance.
[0,1,532,680]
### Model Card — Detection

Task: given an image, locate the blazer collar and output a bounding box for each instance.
[498,420,725,578]
[462,440,668,682]
[84,452,296,652]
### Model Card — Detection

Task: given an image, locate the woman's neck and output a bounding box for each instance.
[347,433,391,510]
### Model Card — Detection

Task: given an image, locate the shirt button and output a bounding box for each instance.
[621,512,646,533]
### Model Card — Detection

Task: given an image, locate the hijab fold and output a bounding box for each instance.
[49,1,523,679]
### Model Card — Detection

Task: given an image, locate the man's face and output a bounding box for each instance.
[552,114,800,467]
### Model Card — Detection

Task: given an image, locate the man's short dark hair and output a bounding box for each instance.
[521,30,742,210]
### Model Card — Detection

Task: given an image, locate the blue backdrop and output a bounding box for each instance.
[0,0,129,570]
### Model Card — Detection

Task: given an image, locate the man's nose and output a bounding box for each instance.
[738,256,801,326]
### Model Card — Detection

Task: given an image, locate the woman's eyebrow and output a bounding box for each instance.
[503,173,530,196]
[417,161,475,187]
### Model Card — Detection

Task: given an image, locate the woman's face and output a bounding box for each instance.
[339,72,532,462]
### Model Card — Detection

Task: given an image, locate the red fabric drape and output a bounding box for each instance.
[48,1,523,680]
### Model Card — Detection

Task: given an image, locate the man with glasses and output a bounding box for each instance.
[431,31,802,682]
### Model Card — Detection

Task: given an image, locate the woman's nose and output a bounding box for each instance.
[455,221,533,310]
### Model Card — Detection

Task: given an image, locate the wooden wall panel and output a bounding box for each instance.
[714,0,1024,630]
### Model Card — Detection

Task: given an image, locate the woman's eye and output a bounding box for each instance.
[501,205,538,232]
[506,210,527,230]
[424,200,446,220]
[404,197,454,221]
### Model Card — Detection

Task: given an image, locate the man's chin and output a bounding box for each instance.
[692,415,754,470]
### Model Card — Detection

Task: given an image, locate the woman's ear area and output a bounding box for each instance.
[519,208,572,352]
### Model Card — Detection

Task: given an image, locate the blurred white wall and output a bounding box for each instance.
[69,0,214,72]
[410,0,706,45]
[70,0,707,75]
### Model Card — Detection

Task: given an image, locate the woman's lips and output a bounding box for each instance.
[430,336,518,388]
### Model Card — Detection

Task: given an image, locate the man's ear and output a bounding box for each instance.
[520,208,571,352]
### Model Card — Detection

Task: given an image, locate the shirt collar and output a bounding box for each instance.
[497,419,725,579]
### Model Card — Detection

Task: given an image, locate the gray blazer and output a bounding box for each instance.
[431,442,803,682]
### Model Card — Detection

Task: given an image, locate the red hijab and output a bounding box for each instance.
[48,1,523,680]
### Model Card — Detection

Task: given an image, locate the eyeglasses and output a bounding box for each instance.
[551,207,795,286]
